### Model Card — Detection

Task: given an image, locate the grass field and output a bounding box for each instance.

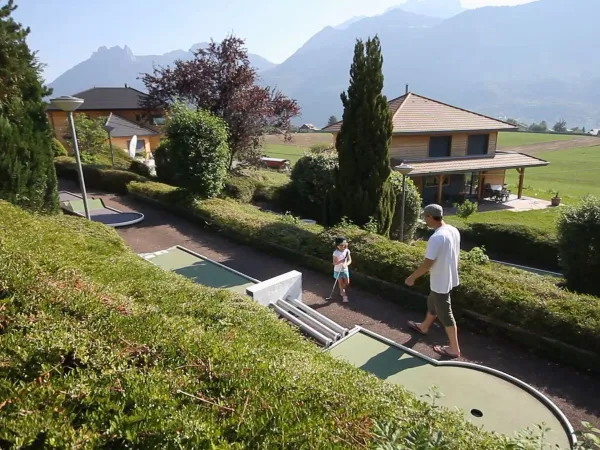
[505,146,600,202]
[497,132,577,148]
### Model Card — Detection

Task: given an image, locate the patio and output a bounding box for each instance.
[446,194,554,215]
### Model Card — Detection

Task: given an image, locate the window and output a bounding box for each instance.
[428,136,452,158]
[467,134,489,156]
[127,139,146,154]
[152,115,166,126]
[424,176,450,188]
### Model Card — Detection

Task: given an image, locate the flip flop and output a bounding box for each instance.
[408,321,426,335]
[433,345,460,359]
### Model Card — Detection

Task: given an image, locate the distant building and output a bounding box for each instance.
[588,128,600,136]
[299,123,319,132]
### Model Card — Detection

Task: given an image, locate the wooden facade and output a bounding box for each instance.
[389,132,498,159]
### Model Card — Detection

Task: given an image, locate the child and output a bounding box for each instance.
[333,237,352,301]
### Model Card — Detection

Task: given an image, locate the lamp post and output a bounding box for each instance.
[50,96,90,220]
[395,163,414,242]
[104,113,115,168]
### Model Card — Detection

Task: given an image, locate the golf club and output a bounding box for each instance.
[325,252,349,301]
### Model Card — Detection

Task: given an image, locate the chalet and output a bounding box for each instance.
[322,92,549,205]
[299,123,319,132]
[46,86,165,156]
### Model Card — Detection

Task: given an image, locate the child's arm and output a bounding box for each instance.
[346,251,352,266]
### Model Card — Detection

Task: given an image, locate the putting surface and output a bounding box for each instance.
[143,246,258,295]
[328,329,572,448]
[59,191,144,227]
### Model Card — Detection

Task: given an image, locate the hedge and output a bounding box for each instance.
[128,181,600,367]
[55,157,148,194]
[417,222,559,271]
[0,200,523,448]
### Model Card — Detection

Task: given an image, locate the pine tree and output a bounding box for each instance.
[335,36,395,236]
[0,0,58,213]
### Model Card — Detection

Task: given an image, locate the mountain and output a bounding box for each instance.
[387,0,465,19]
[261,0,600,128]
[335,15,368,30]
[47,43,276,98]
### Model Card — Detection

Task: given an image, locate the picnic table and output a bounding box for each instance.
[485,184,511,202]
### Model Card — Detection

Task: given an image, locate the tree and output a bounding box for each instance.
[0,0,58,213]
[140,36,300,169]
[528,121,548,132]
[335,36,395,236]
[557,196,600,296]
[156,102,229,198]
[66,114,107,154]
[327,115,338,126]
[389,172,422,242]
[506,118,519,126]
[553,119,567,133]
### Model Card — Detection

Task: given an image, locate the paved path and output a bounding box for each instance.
[59,180,600,431]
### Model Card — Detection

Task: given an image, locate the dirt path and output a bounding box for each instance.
[59,179,599,431]
[500,136,600,155]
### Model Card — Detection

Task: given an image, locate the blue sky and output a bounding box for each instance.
[13,0,534,83]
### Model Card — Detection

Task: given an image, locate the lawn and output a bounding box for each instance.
[504,146,600,203]
[446,208,560,235]
[262,143,307,165]
[262,133,333,164]
[497,131,578,148]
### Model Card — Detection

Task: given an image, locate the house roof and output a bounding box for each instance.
[322,92,518,134]
[46,87,150,111]
[393,152,548,176]
[105,113,158,138]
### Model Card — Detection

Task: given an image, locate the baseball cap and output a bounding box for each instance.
[423,204,444,218]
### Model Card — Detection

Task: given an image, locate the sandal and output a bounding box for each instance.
[342,295,349,302]
[433,345,460,359]
[408,320,427,335]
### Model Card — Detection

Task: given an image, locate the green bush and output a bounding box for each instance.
[129,158,152,178]
[309,143,333,152]
[161,103,229,197]
[0,199,523,449]
[289,150,340,224]
[456,199,478,219]
[557,196,600,296]
[128,180,600,359]
[51,137,67,156]
[67,113,107,154]
[55,158,147,194]
[222,174,258,203]
[153,138,176,184]
[457,223,559,271]
[390,172,422,242]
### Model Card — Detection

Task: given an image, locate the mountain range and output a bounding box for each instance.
[47,0,600,128]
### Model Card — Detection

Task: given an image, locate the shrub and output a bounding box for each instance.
[390,172,422,242]
[51,137,67,156]
[289,150,339,224]
[55,158,147,194]
[0,199,522,449]
[129,158,152,178]
[457,223,559,271]
[222,174,257,203]
[557,196,600,296]
[162,103,229,197]
[309,143,333,152]
[127,180,600,359]
[456,199,478,219]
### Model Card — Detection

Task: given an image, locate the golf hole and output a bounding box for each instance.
[470,409,483,418]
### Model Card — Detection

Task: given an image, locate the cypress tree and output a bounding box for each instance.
[0,0,59,213]
[336,36,395,236]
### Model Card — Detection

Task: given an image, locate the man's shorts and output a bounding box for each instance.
[427,290,456,327]
[333,269,350,280]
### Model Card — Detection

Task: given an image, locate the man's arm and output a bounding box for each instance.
[405,258,435,286]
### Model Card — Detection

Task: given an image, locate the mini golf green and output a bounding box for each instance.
[142,246,259,295]
[328,328,574,448]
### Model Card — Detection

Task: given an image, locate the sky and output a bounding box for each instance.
[12,0,535,83]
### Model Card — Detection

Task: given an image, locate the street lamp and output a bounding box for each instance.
[395,162,414,242]
[50,96,90,220]
[104,113,115,168]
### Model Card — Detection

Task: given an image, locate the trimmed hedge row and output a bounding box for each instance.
[55,157,148,194]
[0,200,518,448]
[128,181,600,363]
[418,222,559,271]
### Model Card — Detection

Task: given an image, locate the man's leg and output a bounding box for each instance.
[411,291,438,333]
[435,292,460,356]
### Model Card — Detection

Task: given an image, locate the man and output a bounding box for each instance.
[405,204,461,358]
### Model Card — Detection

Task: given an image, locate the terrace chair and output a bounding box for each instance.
[59,191,144,228]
